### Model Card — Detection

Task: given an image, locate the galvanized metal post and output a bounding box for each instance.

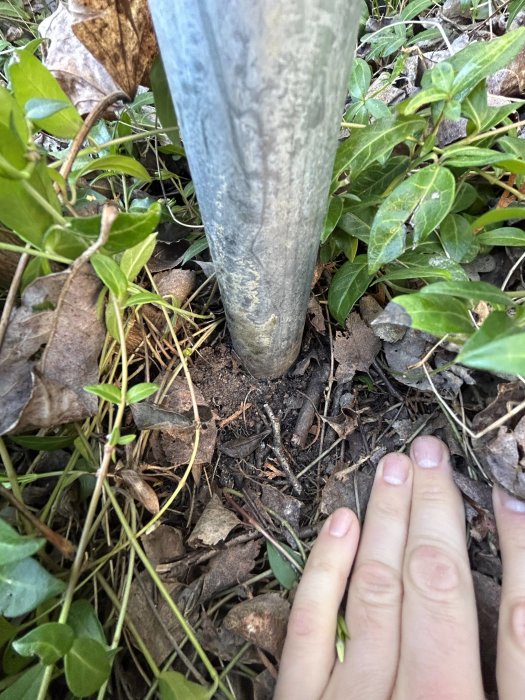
[149,1,360,378]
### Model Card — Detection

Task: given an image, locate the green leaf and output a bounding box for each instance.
[328,255,371,325]
[181,236,209,264]
[64,203,161,255]
[0,558,65,617]
[0,663,45,700]
[158,671,212,700]
[118,434,136,445]
[439,213,474,262]
[91,253,128,300]
[0,161,61,246]
[338,205,375,243]
[64,637,111,697]
[13,623,74,665]
[418,281,514,307]
[68,599,107,645]
[25,98,71,120]
[84,383,122,405]
[452,181,478,213]
[126,383,159,405]
[321,196,344,243]
[75,155,151,182]
[458,312,525,374]
[0,519,44,566]
[391,293,474,335]
[441,146,507,168]
[399,0,434,19]
[472,207,525,229]
[331,115,425,189]
[8,49,82,138]
[368,165,455,272]
[449,29,525,98]
[351,156,410,199]
[348,58,371,100]
[120,233,157,282]
[125,291,172,308]
[150,55,183,150]
[9,434,75,450]
[266,541,302,590]
[476,227,525,246]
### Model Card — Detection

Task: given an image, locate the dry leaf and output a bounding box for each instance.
[334,312,381,382]
[219,430,271,459]
[183,540,261,606]
[188,493,240,548]
[320,470,374,516]
[141,523,184,567]
[148,376,217,474]
[118,468,159,514]
[0,267,104,434]
[71,0,157,99]
[39,3,122,116]
[223,592,290,659]
[307,296,325,334]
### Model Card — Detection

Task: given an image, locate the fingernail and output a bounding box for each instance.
[411,436,444,469]
[501,490,525,513]
[328,509,353,538]
[380,453,409,485]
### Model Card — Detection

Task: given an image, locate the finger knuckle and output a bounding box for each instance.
[351,559,403,609]
[307,555,348,590]
[406,544,462,601]
[508,598,525,652]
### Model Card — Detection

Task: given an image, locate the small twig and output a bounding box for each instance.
[59,91,128,187]
[263,403,302,495]
[0,483,75,560]
[291,364,330,448]
[335,448,382,481]
[0,246,29,353]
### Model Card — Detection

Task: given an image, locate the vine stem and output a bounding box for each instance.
[37,293,128,700]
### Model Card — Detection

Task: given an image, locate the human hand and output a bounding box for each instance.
[275,435,525,699]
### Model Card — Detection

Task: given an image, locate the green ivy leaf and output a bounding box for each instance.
[418,280,514,307]
[120,233,157,282]
[321,196,344,243]
[25,98,71,121]
[472,206,525,229]
[8,49,82,138]
[266,541,302,590]
[439,213,474,262]
[0,663,45,700]
[68,599,107,645]
[83,383,122,405]
[13,623,74,665]
[332,115,425,190]
[457,312,525,374]
[449,28,525,99]
[441,146,507,168]
[368,165,455,272]
[476,227,525,247]
[0,519,44,567]
[91,253,128,301]
[389,293,474,335]
[347,58,371,100]
[126,383,159,405]
[64,638,111,697]
[75,155,151,182]
[158,670,212,700]
[0,558,65,617]
[328,255,371,325]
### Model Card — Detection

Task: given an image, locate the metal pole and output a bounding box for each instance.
[149,1,360,378]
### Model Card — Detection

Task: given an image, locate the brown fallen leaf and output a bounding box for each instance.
[223,592,290,659]
[334,312,381,382]
[320,469,374,516]
[188,493,240,548]
[181,540,261,606]
[198,612,260,663]
[307,295,326,334]
[118,468,159,514]
[0,267,105,434]
[219,430,271,459]
[148,376,217,477]
[39,4,122,116]
[71,0,157,99]
[141,523,184,567]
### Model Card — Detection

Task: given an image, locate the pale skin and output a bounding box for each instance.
[275,435,525,700]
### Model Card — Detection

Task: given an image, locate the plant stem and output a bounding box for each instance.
[0,437,23,502]
[0,242,71,265]
[20,180,67,225]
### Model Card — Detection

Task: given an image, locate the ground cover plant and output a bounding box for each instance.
[0,0,525,698]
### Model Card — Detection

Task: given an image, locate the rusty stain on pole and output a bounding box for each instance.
[149,1,360,378]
